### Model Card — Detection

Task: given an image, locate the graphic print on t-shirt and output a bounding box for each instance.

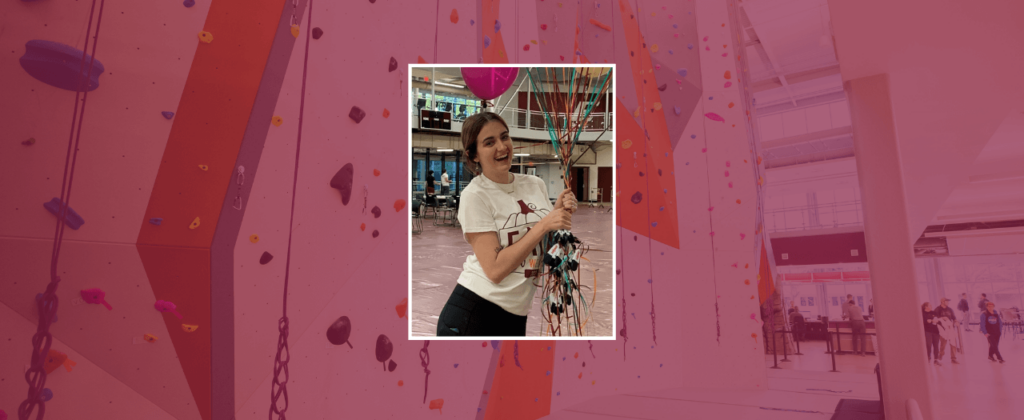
[499,200,548,278]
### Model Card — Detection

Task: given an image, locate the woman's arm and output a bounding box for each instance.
[467,208,572,284]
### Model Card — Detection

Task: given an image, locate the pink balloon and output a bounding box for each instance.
[460,67,520,101]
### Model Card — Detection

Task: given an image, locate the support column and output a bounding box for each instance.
[845,74,932,420]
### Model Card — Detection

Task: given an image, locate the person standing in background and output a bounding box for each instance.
[978,293,990,314]
[868,299,874,319]
[958,293,971,331]
[923,302,941,365]
[440,169,450,195]
[841,294,854,316]
[844,299,867,356]
[981,301,1005,363]
[934,298,959,364]
[426,170,436,195]
[790,306,805,342]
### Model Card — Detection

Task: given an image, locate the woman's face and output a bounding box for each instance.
[473,121,512,176]
[924,304,932,312]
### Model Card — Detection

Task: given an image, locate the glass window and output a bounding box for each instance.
[800,297,807,306]
[807,297,815,306]
[832,297,838,306]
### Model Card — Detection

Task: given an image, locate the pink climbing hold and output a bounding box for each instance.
[704,112,725,122]
[740,233,746,240]
[724,81,732,88]
[724,171,730,177]
[154,300,183,319]
[708,206,714,211]
[728,182,733,188]
[81,288,112,310]
[725,161,731,167]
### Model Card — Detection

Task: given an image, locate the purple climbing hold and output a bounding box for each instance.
[371,206,382,218]
[483,36,491,48]
[326,316,353,347]
[372,230,379,238]
[162,111,175,119]
[259,251,273,265]
[330,163,354,205]
[454,363,459,368]
[490,340,500,349]
[639,171,644,177]
[657,84,666,91]
[388,359,398,372]
[43,197,84,230]
[388,57,398,72]
[376,334,394,366]
[470,19,475,26]
[21,40,105,92]
[630,192,642,204]
[687,43,694,50]
[40,388,53,402]
[183,0,195,7]
[673,24,678,29]
[149,218,163,226]
[652,222,658,227]
[495,20,502,32]
[312,27,324,40]
[349,106,366,123]
[677,68,687,77]
[691,134,697,139]
[673,106,681,115]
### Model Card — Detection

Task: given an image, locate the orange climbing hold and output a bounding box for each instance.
[394,199,406,212]
[728,102,735,108]
[360,223,366,231]
[744,279,750,285]
[272,116,283,126]
[189,217,201,230]
[736,199,742,204]
[143,333,158,343]
[290,25,300,38]
[398,380,404,386]
[383,109,390,118]
[429,399,444,414]
[589,18,612,31]
[450,9,459,24]
[198,31,213,43]
[249,234,260,243]
[396,297,408,318]
[373,169,381,176]
[182,324,199,333]
[724,70,731,79]
[418,56,427,64]
[574,352,579,358]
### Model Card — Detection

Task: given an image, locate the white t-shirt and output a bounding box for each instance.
[457,173,551,316]
[441,173,450,187]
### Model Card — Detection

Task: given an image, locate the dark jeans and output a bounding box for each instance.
[437,284,527,336]
[441,186,450,195]
[987,333,1004,361]
[925,332,940,360]
[851,320,867,354]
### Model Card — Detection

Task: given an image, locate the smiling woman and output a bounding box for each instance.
[434,112,577,336]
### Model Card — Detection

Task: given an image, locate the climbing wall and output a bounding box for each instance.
[0,0,770,419]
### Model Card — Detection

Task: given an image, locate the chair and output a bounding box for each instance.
[435,196,457,226]
[423,194,438,219]
[411,199,423,234]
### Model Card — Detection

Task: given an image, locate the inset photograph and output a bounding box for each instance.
[408,65,615,338]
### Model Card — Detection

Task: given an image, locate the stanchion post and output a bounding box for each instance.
[781,329,790,362]
[829,331,839,372]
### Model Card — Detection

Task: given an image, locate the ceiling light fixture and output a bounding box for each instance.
[435,81,465,88]
[514,153,530,156]
[437,149,454,152]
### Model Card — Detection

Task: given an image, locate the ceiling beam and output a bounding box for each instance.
[761,125,852,149]
[752,64,841,93]
[740,2,798,107]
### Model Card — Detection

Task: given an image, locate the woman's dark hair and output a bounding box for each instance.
[461,112,509,175]
[921,302,930,311]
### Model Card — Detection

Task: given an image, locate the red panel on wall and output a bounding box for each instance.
[770,232,868,266]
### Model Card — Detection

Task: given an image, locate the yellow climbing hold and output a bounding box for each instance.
[272,116,283,126]
[198,31,213,44]
[143,334,158,343]
[189,217,201,230]
[291,25,300,38]
[531,40,538,45]
[182,324,199,333]
[653,102,662,111]
[621,139,632,149]
[198,164,209,171]
[249,234,260,243]
[633,107,640,117]
[651,44,659,53]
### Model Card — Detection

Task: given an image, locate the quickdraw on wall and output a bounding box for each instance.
[525,67,611,337]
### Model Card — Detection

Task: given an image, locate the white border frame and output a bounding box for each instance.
[408,63,617,341]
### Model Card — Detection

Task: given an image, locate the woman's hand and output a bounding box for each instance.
[541,207,572,233]
[554,189,578,213]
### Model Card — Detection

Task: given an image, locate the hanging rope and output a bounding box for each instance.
[269,1,312,419]
[525,67,611,337]
[19,2,106,419]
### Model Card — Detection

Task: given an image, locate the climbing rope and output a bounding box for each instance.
[19,1,106,419]
[269,1,312,419]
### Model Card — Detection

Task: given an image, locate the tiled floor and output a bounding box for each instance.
[544,329,1024,419]
[411,206,615,337]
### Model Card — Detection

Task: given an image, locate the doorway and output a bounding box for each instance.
[572,167,589,202]
[597,167,612,204]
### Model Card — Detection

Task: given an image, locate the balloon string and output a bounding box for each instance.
[20,2,104,419]
[270,1,313,419]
